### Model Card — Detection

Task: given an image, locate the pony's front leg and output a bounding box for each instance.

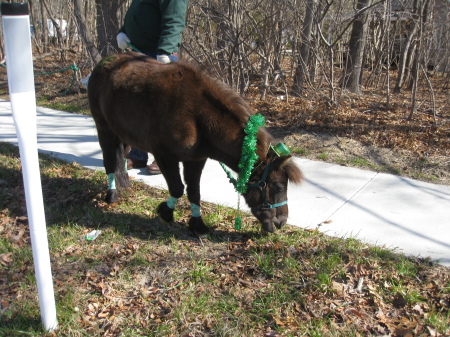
[157,195,179,224]
[183,160,209,236]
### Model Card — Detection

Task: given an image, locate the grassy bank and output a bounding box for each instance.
[0,142,449,336]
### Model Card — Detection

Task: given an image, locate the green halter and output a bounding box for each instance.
[248,160,288,209]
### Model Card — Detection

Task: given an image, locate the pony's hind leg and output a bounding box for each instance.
[183,160,209,236]
[96,126,130,204]
[155,157,185,224]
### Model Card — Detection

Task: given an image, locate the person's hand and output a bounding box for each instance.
[116,32,130,50]
[157,54,171,64]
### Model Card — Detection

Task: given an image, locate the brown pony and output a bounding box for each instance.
[88,52,302,235]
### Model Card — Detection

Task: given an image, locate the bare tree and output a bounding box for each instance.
[293,0,317,96]
[40,0,50,52]
[393,0,420,93]
[42,0,65,49]
[341,0,373,94]
[73,0,102,64]
[95,0,127,57]
[408,0,433,120]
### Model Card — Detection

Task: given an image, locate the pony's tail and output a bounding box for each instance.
[115,142,131,190]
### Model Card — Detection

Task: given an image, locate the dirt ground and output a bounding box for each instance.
[0,53,449,186]
[278,129,450,185]
[245,89,449,186]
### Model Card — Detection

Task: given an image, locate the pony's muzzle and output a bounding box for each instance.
[262,220,276,233]
[262,215,286,233]
[275,215,288,229]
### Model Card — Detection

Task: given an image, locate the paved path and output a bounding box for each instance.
[1,101,449,266]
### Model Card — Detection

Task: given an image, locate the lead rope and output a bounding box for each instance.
[0,62,79,95]
[235,196,242,230]
[218,162,243,230]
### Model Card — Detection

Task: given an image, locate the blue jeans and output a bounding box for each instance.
[128,52,178,162]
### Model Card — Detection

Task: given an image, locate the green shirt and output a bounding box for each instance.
[120,0,188,55]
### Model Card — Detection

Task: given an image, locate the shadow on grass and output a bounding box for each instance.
[0,313,44,336]
[0,155,256,249]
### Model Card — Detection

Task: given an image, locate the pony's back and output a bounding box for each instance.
[88,52,270,165]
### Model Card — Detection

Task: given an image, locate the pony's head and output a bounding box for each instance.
[243,154,303,232]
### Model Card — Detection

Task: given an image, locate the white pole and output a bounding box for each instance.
[1,3,58,332]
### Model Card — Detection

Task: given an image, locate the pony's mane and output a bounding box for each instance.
[181,61,253,123]
[180,62,274,158]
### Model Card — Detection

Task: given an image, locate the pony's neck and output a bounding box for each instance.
[216,129,271,173]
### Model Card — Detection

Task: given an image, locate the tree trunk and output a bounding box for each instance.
[384,0,391,109]
[73,0,102,65]
[28,0,42,55]
[42,0,64,49]
[407,0,431,90]
[407,0,432,120]
[393,19,419,93]
[342,0,372,94]
[293,0,316,96]
[40,0,49,52]
[95,0,125,57]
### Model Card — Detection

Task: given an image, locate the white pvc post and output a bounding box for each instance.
[1,3,58,332]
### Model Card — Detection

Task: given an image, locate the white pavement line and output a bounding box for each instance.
[325,172,379,222]
[292,160,379,229]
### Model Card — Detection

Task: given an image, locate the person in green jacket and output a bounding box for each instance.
[117,0,188,174]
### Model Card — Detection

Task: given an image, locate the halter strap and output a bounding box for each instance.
[248,160,288,210]
[261,200,288,209]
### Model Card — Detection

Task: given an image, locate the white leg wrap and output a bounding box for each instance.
[167,196,179,209]
[107,173,116,190]
[191,203,201,217]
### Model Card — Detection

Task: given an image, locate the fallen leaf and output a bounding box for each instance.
[0,252,13,266]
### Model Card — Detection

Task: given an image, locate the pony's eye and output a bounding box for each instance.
[248,180,258,187]
[275,183,285,192]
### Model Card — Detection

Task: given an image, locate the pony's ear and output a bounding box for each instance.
[273,156,303,185]
[272,155,292,169]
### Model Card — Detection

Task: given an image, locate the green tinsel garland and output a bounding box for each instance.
[218,113,265,230]
[236,113,265,194]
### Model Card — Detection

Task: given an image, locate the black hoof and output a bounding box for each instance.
[105,189,119,204]
[157,202,174,224]
[189,216,209,236]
